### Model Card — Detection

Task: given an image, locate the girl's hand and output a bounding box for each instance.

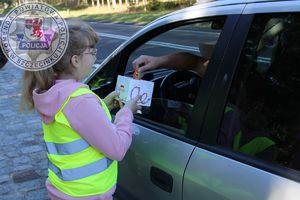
[103,91,122,111]
[124,95,142,114]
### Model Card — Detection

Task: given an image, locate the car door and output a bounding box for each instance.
[87,4,244,200]
[183,1,300,200]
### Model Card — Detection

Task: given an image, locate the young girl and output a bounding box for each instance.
[21,20,141,200]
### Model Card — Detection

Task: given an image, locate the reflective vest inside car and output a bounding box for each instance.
[224,106,276,159]
[43,87,118,197]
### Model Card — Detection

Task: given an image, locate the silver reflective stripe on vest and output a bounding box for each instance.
[49,158,113,181]
[46,139,90,155]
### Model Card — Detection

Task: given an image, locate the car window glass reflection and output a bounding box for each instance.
[218,13,300,172]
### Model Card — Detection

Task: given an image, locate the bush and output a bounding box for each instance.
[178,0,196,7]
[146,0,195,11]
[163,1,180,10]
[146,0,161,11]
[128,0,195,12]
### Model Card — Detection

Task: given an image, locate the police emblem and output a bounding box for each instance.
[0,2,69,71]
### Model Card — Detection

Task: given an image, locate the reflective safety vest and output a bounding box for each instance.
[43,87,118,197]
[224,106,276,157]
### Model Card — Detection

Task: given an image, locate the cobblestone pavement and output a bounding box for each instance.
[0,63,49,200]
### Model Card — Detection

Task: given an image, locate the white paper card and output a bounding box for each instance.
[115,75,154,107]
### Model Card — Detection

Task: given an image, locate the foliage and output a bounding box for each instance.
[0,0,194,15]
[2,0,13,6]
[145,0,195,11]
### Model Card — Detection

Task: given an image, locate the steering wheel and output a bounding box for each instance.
[160,70,202,104]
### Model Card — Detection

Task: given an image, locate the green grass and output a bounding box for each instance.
[68,11,172,24]
[60,7,173,25]
[1,6,174,25]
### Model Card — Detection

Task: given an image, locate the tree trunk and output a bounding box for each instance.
[107,0,111,9]
[91,0,94,6]
[112,0,117,10]
[97,0,100,8]
[142,0,146,11]
[125,0,129,12]
[118,0,122,10]
[101,0,104,7]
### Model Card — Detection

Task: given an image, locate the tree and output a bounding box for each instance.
[107,0,111,9]
[112,0,116,9]
[118,0,122,10]
[2,0,13,7]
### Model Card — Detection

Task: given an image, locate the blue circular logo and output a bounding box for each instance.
[0,2,69,71]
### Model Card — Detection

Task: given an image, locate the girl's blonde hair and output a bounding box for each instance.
[21,20,99,111]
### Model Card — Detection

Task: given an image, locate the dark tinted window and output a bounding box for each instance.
[218,14,300,171]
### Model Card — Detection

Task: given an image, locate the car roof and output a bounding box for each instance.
[161,0,299,19]
[194,0,294,7]
[196,0,300,8]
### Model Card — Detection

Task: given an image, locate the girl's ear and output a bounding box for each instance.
[70,55,80,68]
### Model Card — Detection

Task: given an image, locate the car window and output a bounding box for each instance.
[217,13,300,171]
[126,18,225,136]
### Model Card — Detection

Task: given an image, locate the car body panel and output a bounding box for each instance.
[184,148,300,200]
[117,124,195,200]
[243,0,300,14]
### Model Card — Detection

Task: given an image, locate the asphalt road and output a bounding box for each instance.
[91,22,142,63]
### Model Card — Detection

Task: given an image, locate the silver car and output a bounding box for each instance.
[86,0,300,199]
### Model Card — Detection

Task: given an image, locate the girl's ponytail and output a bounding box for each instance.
[20,68,56,111]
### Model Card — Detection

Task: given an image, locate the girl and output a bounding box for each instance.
[21,20,141,200]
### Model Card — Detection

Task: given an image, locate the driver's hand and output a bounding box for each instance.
[132,55,162,73]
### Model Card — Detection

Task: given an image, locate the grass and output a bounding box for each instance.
[60,6,173,24]
[0,5,174,25]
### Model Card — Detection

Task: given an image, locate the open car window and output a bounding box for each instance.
[125,18,225,136]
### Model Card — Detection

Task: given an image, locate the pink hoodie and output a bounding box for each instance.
[32,79,134,200]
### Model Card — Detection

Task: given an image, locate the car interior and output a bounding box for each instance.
[219,13,300,170]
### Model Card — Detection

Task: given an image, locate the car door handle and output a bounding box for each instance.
[150,166,173,193]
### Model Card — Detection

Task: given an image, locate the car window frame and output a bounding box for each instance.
[114,15,242,144]
[197,11,300,183]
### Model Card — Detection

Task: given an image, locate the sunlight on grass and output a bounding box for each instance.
[1,5,173,25]
[58,6,173,24]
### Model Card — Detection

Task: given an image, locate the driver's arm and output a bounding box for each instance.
[133,52,209,77]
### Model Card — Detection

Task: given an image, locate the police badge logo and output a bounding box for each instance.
[0,2,69,71]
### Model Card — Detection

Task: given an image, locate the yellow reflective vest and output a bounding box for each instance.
[43,87,118,197]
